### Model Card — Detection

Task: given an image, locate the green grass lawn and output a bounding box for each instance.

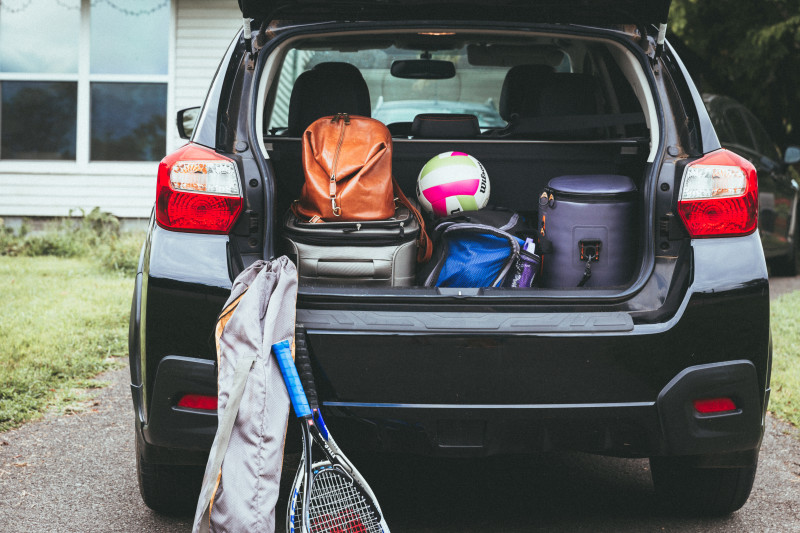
[0,256,133,431]
[769,290,800,429]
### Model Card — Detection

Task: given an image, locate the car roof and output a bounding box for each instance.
[238,0,672,29]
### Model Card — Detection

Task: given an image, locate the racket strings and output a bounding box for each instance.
[308,469,382,533]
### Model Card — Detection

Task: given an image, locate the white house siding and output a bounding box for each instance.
[0,0,242,221]
[0,166,157,219]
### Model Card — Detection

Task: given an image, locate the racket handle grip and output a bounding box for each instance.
[272,339,312,418]
[294,327,319,411]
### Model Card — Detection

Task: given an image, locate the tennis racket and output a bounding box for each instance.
[273,329,389,533]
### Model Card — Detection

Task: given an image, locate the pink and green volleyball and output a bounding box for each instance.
[415,152,490,217]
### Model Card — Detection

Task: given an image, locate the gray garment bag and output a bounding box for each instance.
[192,257,298,533]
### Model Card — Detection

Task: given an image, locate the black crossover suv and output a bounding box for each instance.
[130,0,776,517]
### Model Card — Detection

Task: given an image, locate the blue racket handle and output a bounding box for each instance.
[272,339,312,418]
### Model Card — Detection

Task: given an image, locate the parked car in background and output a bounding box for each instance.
[704,94,800,275]
[129,0,773,519]
[372,97,507,129]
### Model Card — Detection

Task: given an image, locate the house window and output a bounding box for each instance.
[0,1,80,160]
[0,0,170,162]
[1,81,78,160]
[0,1,80,74]
[91,82,168,161]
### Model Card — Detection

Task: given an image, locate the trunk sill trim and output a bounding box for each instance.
[323,401,655,409]
[298,309,634,333]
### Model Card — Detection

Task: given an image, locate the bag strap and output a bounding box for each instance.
[290,200,324,224]
[392,177,432,263]
[196,353,257,533]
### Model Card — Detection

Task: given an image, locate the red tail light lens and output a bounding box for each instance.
[177,394,218,411]
[677,149,758,238]
[693,397,737,414]
[156,143,243,234]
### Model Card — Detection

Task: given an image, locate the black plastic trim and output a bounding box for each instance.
[143,356,218,452]
[656,360,764,457]
[323,402,660,456]
[663,40,720,155]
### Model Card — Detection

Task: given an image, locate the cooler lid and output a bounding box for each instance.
[547,174,637,195]
[238,0,672,30]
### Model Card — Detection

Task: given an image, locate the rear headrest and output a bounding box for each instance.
[499,64,556,121]
[410,114,480,138]
[532,73,604,139]
[287,62,371,136]
[536,73,600,117]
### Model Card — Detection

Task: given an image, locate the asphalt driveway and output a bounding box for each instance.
[1,282,799,532]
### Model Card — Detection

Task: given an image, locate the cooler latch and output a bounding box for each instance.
[580,240,601,262]
[578,240,601,287]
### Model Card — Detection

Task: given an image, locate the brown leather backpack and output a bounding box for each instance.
[293,113,432,262]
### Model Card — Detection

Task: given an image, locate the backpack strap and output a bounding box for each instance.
[392,177,432,263]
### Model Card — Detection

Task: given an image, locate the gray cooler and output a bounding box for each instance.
[538,174,637,288]
[281,205,420,287]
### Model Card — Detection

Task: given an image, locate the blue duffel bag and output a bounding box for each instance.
[421,208,532,288]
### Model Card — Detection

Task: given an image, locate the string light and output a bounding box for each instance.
[0,0,33,14]
[54,0,80,10]
[100,0,168,17]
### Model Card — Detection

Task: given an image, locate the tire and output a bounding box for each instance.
[649,456,757,516]
[136,435,204,515]
[770,239,798,277]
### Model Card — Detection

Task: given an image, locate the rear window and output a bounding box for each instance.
[262,31,649,141]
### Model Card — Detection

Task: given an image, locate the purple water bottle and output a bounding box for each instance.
[510,238,540,288]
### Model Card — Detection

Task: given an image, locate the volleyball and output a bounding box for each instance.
[416,152,490,218]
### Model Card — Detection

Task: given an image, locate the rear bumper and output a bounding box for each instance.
[139,355,765,463]
[133,233,770,463]
[292,273,769,458]
[321,360,764,458]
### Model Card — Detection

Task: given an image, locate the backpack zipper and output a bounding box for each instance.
[329,113,350,216]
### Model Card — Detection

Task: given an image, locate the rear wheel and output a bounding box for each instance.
[136,434,204,515]
[649,456,757,516]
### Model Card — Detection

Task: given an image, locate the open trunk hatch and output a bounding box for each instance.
[238,0,671,29]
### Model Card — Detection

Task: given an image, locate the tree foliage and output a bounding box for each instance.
[670,0,800,149]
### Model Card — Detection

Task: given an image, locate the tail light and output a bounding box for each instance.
[677,149,758,238]
[156,143,243,234]
[177,394,217,411]
[693,397,737,414]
